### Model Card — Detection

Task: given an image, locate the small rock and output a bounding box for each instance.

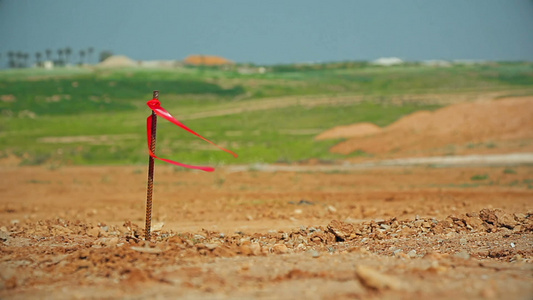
[464,216,484,230]
[424,251,448,260]
[131,246,163,254]
[250,243,262,256]
[205,243,219,250]
[396,252,410,259]
[494,210,518,229]
[87,227,100,237]
[298,199,314,205]
[510,254,524,262]
[98,228,109,237]
[426,260,448,273]
[479,209,498,225]
[0,230,10,241]
[296,244,306,251]
[294,209,303,215]
[480,208,518,229]
[513,213,527,222]
[151,222,164,231]
[239,244,252,256]
[86,209,97,217]
[193,234,206,241]
[355,265,402,290]
[407,250,417,258]
[454,250,470,260]
[466,212,479,218]
[327,205,337,213]
[327,220,355,241]
[308,250,320,258]
[271,244,289,254]
[344,217,358,224]
[101,237,119,247]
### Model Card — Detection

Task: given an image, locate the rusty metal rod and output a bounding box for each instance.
[145,90,159,241]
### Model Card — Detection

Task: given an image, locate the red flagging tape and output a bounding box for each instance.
[146,99,238,172]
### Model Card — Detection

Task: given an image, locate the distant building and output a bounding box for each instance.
[139,60,183,68]
[371,57,404,66]
[183,55,234,66]
[422,60,452,67]
[42,60,54,69]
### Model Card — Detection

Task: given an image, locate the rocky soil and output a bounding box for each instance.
[1,165,532,299]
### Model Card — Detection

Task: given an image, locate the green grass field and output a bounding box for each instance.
[0,62,532,167]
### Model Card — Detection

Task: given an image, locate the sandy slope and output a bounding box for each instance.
[324,96,533,159]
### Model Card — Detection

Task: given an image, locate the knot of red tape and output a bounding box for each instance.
[146,99,238,172]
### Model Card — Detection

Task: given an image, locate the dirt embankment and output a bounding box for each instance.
[315,122,381,140]
[320,96,533,159]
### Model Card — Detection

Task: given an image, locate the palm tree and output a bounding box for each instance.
[35,52,42,67]
[7,51,15,68]
[79,50,86,65]
[87,47,94,64]
[57,49,64,65]
[16,51,24,68]
[64,47,72,65]
[45,49,52,61]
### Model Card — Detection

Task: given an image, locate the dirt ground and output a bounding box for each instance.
[0,163,532,299]
[1,95,532,299]
[327,96,533,160]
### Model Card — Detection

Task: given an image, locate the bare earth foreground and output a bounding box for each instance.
[1,95,533,299]
[0,163,532,299]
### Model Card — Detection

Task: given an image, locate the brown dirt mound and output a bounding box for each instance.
[97,55,137,68]
[331,96,533,157]
[184,55,234,66]
[315,122,382,140]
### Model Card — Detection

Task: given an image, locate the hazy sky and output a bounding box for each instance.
[1,0,533,65]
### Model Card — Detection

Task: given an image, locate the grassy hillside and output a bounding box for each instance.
[0,62,532,167]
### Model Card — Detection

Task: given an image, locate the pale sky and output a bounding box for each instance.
[1,0,532,66]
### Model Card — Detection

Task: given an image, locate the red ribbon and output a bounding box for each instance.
[146,99,238,172]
